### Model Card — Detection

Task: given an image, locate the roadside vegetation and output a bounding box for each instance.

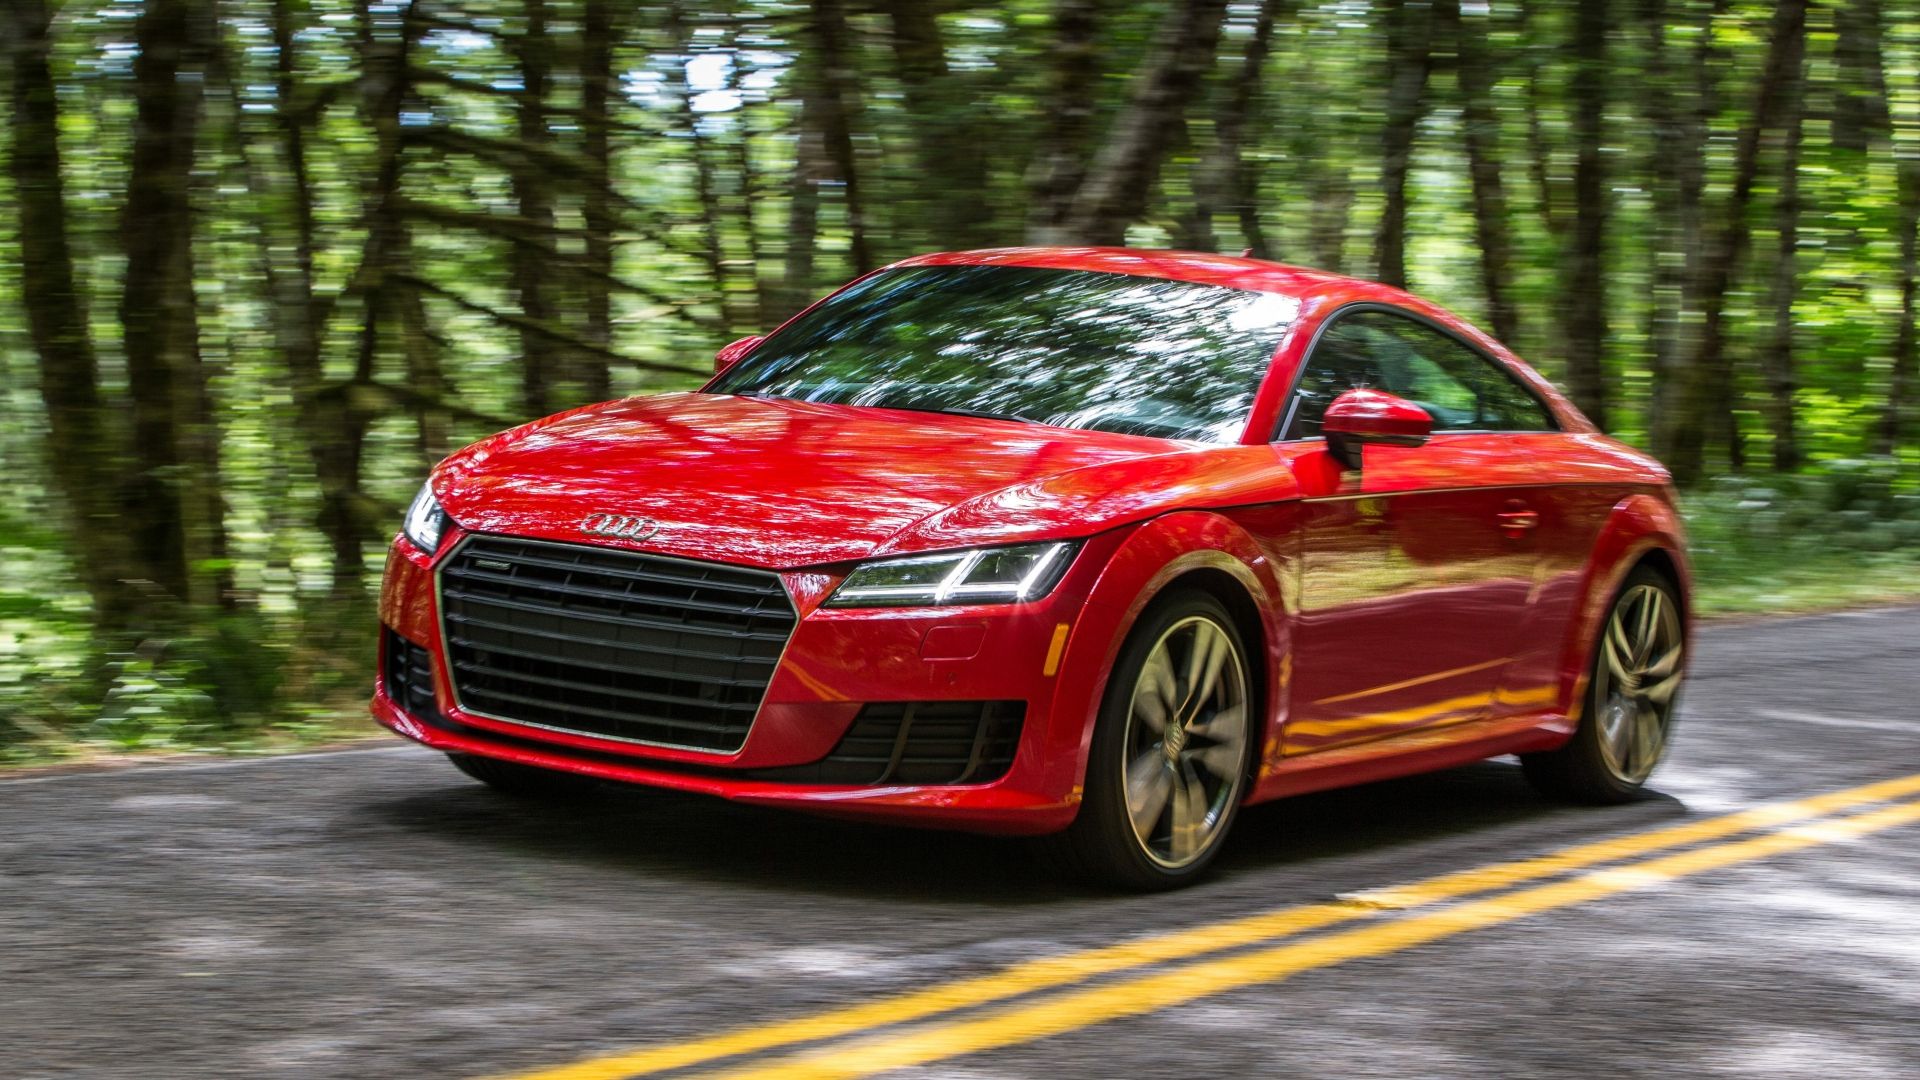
[3,0,1919,765]
[1684,459,1920,614]
[6,463,1918,767]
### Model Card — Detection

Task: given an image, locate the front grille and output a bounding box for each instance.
[437,534,797,753]
[383,627,437,720]
[773,701,1026,786]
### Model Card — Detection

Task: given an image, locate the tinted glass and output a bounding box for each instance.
[709,265,1299,443]
[1283,309,1556,438]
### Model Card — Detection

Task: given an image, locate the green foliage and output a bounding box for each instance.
[4,0,1920,765]
[1683,458,1920,614]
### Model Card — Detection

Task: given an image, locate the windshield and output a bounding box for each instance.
[707,264,1299,443]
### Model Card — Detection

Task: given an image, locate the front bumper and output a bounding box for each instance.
[371,527,1128,835]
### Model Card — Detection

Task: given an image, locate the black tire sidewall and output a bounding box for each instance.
[1532,565,1683,803]
[1075,589,1256,888]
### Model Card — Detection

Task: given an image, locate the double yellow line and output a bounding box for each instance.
[499,772,1920,1080]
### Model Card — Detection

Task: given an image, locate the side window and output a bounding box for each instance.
[1282,310,1556,439]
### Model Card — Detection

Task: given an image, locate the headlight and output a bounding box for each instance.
[403,481,448,554]
[824,541,1080,608]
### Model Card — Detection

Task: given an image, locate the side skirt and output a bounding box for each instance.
[1246,712,1576,804]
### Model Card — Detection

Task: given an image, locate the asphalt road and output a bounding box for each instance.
[5,608,1919,1080]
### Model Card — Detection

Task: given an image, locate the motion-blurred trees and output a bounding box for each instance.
[3,0,1920,742]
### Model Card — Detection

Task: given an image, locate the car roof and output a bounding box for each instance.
[890,246,1398,304]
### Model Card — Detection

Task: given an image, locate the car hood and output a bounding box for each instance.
[432,393,1209,568]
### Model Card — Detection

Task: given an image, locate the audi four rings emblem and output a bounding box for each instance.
[579,513,659,541]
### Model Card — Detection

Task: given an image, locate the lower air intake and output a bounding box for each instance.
[780,701,1026,786]
[384,627,437,721]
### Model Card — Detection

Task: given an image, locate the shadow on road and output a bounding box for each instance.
[355,758,1688,905]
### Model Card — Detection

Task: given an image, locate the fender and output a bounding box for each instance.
[1552,491,1693,726]
[1037,509,1294,804]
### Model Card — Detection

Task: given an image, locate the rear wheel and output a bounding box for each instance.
[446,752,602,798]
[1044,590,1254,890]
[1523,567,1685,804]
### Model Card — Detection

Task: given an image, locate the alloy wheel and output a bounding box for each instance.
[1121,615,1250,869]
[1594,583,1684,785]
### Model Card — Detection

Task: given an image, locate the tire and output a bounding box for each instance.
[446,752,603,799]
[1522,566,1685,804]
[1042,589,1256,890]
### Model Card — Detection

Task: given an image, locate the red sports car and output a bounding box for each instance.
[373,247,1689,889]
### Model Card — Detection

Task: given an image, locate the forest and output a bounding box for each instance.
[3,0,1919,759]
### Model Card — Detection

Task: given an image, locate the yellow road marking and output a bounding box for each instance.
[711,797,1920,1080]
[494,771,1920,1080]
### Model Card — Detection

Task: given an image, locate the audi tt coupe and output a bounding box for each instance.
[373,247,1689,889]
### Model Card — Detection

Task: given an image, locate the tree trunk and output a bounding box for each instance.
[884,0,995,250]
[1761,22,1808,473]
[1372,0,1434,289]
[1886,173,1920,455]
[1647,0,1727,467]
[3,0,142,638]
[1559,0,1610,429]
[1307,175,1354,272]
[1667,0,1808,483]
[668,3,733,332]
[579,0,616,401]
[1832,0,1889,154]
[1642,0,1679,453]
[513,0,559,417]
[259,0,375,601]
[1191,0,1287,258]
[1884,24,1920,456]
[722,20,773,330]
[782,82,825,317]
[805,0,874,273]
[1521,0,1567,242]
[335,0,421,596]
[1439,0,1517,344]
[1027,0,1104,243]
[181,0,237,611]
[1057,0,1231,245]
[121,0,213,613]
[1299,39,1353,274]
[1172,114,1212,252]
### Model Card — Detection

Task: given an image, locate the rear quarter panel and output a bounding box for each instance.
[1546,490,1692,726]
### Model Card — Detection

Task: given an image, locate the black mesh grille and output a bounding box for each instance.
[409,699,1026,788]
[437,535,796,753]
[772,701,1026,786]
[383,627,437,720]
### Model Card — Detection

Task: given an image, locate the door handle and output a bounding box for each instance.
[1497,507,1540,534]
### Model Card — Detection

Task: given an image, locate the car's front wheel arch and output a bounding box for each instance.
[1041,586,1261,887]
[1048,513,1288,825]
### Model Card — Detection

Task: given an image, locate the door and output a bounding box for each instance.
[1282,307,1560,754]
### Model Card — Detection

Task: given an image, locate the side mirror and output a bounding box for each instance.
[714,335,764,374]
[1321,388,1432,470]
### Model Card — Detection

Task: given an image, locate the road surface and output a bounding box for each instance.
[5,607,1919,1079]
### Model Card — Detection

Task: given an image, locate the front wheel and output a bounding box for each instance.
[1522,567,1685,804]
[1043,590,1255,890]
